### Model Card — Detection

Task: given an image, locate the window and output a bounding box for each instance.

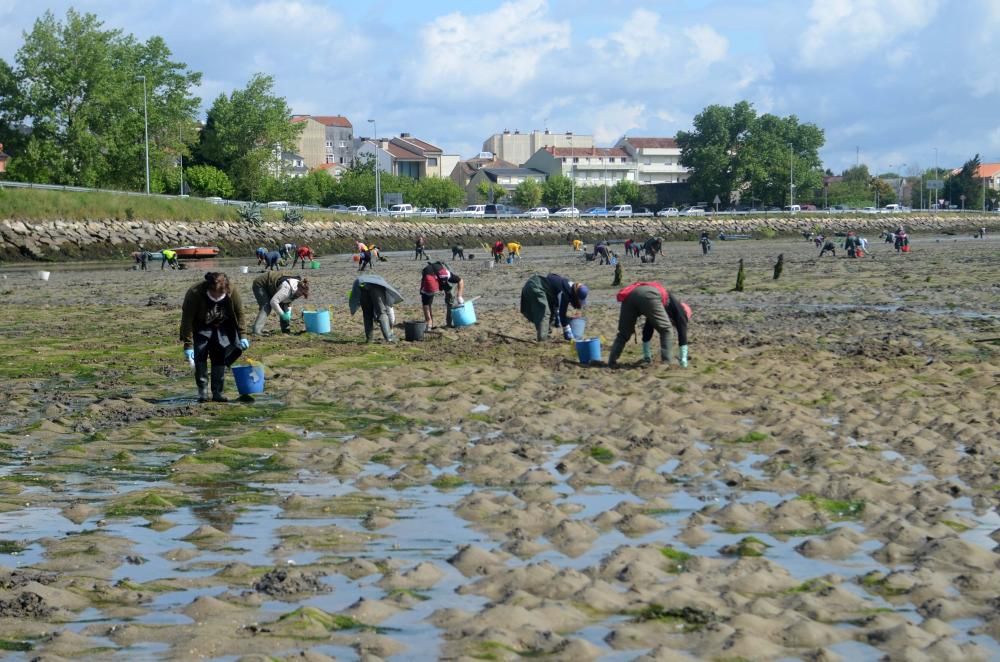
[573,157,579,164]
[326,141,333,148]
[428,158,437,166]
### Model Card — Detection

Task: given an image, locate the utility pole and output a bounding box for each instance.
[178,125,184,195]
[789,143,794,209]
[136,75,150,194]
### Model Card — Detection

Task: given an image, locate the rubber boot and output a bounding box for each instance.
[660,331,674,364]
[195,361,209,402]
[379,314,395,343]
[608,338,627,366]
[642,341,653,364]
[210,364,228,402]
[535,320,546,341]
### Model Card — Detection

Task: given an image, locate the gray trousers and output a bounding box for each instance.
[360,285,394,342]
[252,284,290,335]
[609,286,674,365]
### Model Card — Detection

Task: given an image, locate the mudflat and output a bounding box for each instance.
[0,234,997,660]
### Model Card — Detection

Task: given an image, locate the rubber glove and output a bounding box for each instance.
[239,338,250,350]
[642,341,652,363]
[679,345,689,368]
[279,309,292,322]
[563,325,574,340]
[184,349,195,367]
[456,296,464,305]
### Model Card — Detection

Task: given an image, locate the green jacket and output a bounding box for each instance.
[179,282,245,350]
[252,270,296,297]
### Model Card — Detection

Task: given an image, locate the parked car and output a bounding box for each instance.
[266,200,289,209]
[443,207,464,217]
[830,204,853,212]
[552,207,580,218]
[389,203,414,217]
[347,205,367,214]
[783,204,801,213]
[418,207,438,217]
[633,207,655,217]
[609,204,633,218]
[584,207,608,216]
[860,206,878,214]
[464,204,486,217]
[680,207,706,216]
[657,207,679,217]
[883,204,902,212]
[204,196,225,205]
[327,204,350,212]
[484,204,517,217]
[526,207,550,218]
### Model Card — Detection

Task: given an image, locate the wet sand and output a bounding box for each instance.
[0,234,998,660]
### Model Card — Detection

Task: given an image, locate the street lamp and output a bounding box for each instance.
[136,75,150,194]
[178,125,185,196]
[367,119,380,216]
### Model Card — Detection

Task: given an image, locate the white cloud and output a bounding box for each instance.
[409,0,570,100]
[988,127,1000,149]
[591,102,646,144]
[605,9,663,60]
[798,0,939,69]
[683,25,728,68]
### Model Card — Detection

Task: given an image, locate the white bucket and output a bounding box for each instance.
[241,266,249,274]
[38,271,51,281]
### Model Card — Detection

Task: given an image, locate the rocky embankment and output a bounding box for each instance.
[1,214,996,261]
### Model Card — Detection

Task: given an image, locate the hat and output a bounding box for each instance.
[681,301,692,320]
[576,284,589,306]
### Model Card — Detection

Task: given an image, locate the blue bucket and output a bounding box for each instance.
[575,337,601,364]
[569,318,586,340]
[451,301,477,327]
[303,310,331,334]
[232,364,265,395]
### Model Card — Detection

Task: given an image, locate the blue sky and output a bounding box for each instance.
[2,0,998,174]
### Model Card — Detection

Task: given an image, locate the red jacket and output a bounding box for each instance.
[616,281,668,305]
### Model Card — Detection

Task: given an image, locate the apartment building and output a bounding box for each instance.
[290,115,354,170]
[482,129,594,166]
[354,133,458,180]
[615,136,689,184]
[522,146,636,186]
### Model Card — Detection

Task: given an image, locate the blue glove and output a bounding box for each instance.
[679,345,689,368]
[239,338,250,350]
[563,325,574,341]
[184,349,195,367]
[279,309,292,322]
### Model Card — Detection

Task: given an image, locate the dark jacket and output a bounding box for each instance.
[543,273,577,328]
[252,271,297,298]
[180,282,245,351]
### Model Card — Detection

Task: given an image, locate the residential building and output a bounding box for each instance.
[354,133,456,180]
[467,167,547,202]
[953,163,1000,191]
[313,162,348,179]
[483,130,593,166]
[522,146,636,186]
[615,136,689,184]
[291,115,354,169]
[450,154,517,201]
[271,151,308,178]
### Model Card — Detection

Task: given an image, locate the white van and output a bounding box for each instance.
[883,204,902,212]
[464,204,486,217]
[388,203,414,216]
[783,204,801,213]
[609,204,633,218]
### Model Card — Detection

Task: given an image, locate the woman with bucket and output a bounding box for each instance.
[349,274,403,343]
[607,281,691,368]
[420,260,464,330]
[292,245,315,269]
[519,273,589,341]
[251,271,309,335]
[180,272,250,402]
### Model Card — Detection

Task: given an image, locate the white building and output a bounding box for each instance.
[615,136,689,184]
[522,146,636,186]
[482,130,594,166]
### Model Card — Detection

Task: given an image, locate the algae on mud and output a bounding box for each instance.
[0,237,998,659]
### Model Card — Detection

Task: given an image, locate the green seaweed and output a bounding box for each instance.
[431,475,467,490]
[660,545,693,573]
[730,431,768,444]
[0,539,28,554]
[589,446,615,463]
[631,603,716,632]
[797,494,865,520]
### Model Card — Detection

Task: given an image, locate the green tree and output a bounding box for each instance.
[0,9,201,189]
[512,178,543,209]
[610,180,640,206]
[185,164,235,198]
[542,175,572,208]
[943,154,985,210]
[196,73,302,200]
[476,180,506,202]
[677,101,825,207]
[412,176,464,209]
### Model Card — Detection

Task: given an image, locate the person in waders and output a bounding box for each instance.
[251,271,309,335]
[700,232,712,255]
[519,273,589,341]
[350,274,403,343]
[844,231,860,258]
[180,272,249,402]
[420,260,464,330]
[608,281,691,368]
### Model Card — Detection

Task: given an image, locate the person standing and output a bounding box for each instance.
[292,245,315,269]
[415,235,427,260]
[699,232,712,255]
[349,274,403,343]
[420,260,464,330]
[161,248,178,270]
[251,271,309,335]
[180,272,249,402]
[139,248,151,271]
[608,281,690,368]
[519,273,589,341]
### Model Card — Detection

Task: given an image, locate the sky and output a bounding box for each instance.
[2,0,999,174]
